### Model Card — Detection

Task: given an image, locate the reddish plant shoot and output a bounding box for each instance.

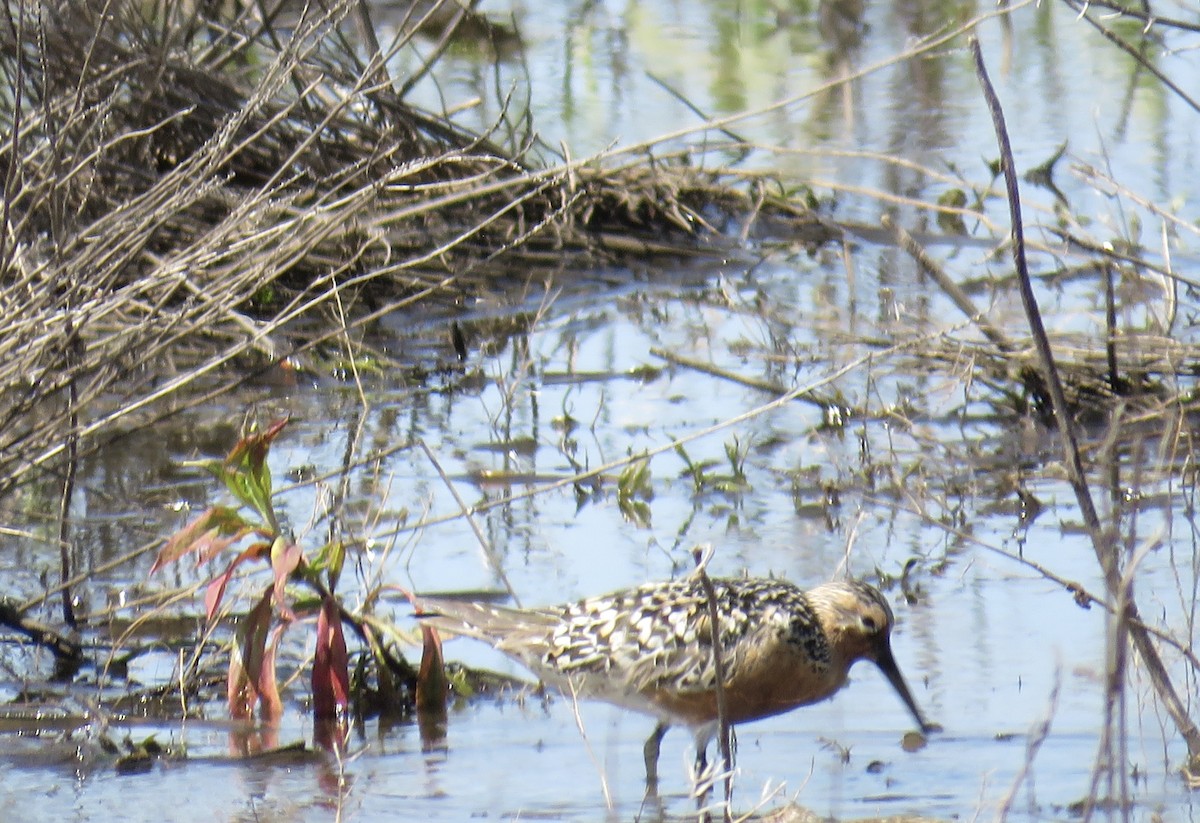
[152,418,355,750]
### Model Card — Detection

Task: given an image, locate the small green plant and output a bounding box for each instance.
[675,437,752,496]
[616,455,654,528]
[151,418,441,750]
[151,419,349,742]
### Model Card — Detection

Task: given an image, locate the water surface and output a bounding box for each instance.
[3,0,1200,820]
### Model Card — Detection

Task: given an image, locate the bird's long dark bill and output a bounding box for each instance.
[875,645,933,733]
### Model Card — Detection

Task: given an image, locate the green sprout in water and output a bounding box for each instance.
[675,437,752,496]
[617,454,654,528]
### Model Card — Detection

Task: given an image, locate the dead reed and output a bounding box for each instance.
[0,0,834,502]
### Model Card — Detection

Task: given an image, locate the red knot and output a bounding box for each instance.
[419,576,932,783]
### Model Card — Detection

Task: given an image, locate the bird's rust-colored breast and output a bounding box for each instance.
[638,629,847,725]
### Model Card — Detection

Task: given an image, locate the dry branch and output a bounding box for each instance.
[971,34,1200,769]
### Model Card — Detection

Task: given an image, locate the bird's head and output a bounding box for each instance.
[807,580,936,734]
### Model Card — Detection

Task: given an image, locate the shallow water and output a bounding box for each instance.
[4,0,1200,820]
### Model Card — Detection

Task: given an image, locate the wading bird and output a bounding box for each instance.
[419,576,934,785]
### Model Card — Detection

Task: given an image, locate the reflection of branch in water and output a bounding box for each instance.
[0,596,82,665]
[995,664,1061,818]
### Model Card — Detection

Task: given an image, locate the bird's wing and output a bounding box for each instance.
[547,585,786,695]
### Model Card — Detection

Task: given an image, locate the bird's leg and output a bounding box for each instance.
[691,724,716,780]
[691,744,713,810]
[689,725,719,806]
[643,721,669,789]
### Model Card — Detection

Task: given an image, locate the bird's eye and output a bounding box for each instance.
[860,615,877,632]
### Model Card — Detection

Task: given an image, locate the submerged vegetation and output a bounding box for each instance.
[1,0,1200,819]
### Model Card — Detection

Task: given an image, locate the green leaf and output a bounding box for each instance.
[619,498,652,528]
[617,456,653,502]
[310,540,346,593]
[221,418,289,529]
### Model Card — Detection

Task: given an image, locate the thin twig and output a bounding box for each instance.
[56,314,79,629]
[1061,0,1200,115]
[995,665,1060,820]
[645,71,749,147]
[971,34,1200,764]
[881,213,1014,354]
[1058,0,1200,31]
[650,347,835,411]
[566,678,614,812]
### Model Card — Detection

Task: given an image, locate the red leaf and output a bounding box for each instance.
[228,589,273,721]
[312,595,349,724]
[151,506,249,574]
[388,587,448,717]
[257,624,286,726]
[204,542,271,622]
[226,417,290,470]
[227,652,252,722]
[395,587,448,723]
[269,537,302,622]
[416,622,448,719]
[192,526,248,566]
[205,572,234,625]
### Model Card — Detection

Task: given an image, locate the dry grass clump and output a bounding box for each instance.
[0,0,828,496]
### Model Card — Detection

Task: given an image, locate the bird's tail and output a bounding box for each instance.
[415,596,559,650]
